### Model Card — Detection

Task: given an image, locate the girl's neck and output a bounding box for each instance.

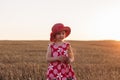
[55,40,64,43]
[54,40,64,46]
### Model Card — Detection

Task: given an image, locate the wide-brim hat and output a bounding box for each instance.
[50,23,71,42]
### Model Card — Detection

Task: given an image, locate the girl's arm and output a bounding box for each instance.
[67,44,74,63]
[46,44,65,62]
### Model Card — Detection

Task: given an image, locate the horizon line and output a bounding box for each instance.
[0,39,119,42]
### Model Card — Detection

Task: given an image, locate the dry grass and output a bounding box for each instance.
[0,40,120,80]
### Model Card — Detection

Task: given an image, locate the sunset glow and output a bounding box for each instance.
[0,0,120,40]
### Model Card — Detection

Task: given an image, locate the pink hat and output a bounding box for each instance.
[50,23,71,42]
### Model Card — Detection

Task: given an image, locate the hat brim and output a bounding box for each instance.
[50,26,71,42]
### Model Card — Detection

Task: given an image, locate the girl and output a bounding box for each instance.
[46,23,76,80]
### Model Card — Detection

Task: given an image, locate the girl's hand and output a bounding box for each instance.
[58,56,68,62]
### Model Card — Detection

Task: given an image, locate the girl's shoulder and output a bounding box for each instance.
[64,41,71,45]
[63,41,71,48]
[48,42,54,47]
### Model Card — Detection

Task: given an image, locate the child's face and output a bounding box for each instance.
[55,31,66,41]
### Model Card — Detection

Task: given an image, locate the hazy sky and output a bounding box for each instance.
[0,0,120,40]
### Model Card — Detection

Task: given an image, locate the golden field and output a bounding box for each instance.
[0,40,120,80]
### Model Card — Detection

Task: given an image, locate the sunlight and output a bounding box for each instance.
[111,34,120,41]
[93,7,120,41]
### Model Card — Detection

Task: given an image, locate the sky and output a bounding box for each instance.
[0,0,120,41]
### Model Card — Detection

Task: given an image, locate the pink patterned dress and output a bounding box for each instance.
[46,42,76,80]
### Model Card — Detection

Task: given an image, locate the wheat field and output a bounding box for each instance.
[0,40,120,80]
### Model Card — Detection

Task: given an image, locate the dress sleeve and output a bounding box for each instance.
[65,42,71,49]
